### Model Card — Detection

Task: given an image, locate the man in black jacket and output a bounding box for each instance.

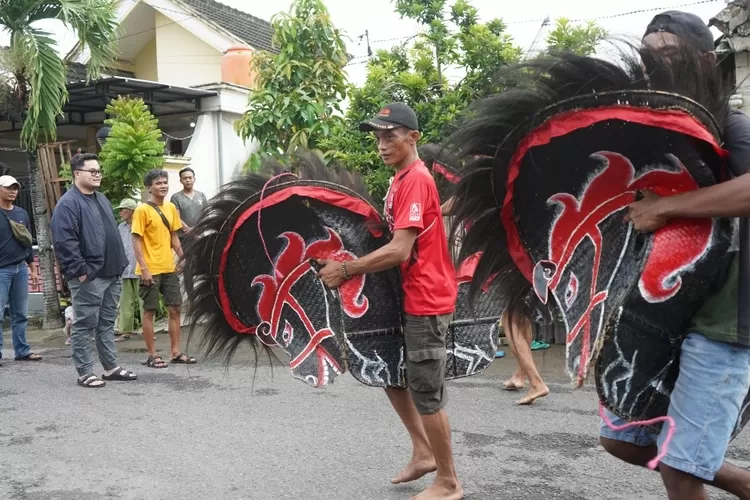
[51,153,137,388]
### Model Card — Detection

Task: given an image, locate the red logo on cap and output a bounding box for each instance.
[378,108,391,117]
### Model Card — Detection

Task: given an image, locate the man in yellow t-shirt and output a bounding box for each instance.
[132,169,196,368]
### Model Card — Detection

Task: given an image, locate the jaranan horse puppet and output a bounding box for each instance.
[182,151,504,389]
[444,41,749,439]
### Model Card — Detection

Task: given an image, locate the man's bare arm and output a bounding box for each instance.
[174,208,191,231]
[170,231,183,259]
[347,229,418,276]
[132,234,149,274]
[441,197,455,216]
[657,172,750,219]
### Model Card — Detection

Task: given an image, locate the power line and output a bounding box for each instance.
[349,0,722,65]
[123,0,194,17]
[112,13,197,42]
[569,0,721,22]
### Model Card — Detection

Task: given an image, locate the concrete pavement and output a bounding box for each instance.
[0,327,747,499]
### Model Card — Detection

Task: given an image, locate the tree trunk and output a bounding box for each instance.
[26,149,63,329]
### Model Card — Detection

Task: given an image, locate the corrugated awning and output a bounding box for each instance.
[62,77,218,125]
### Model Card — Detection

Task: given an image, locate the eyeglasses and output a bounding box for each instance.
[77,168,102,177]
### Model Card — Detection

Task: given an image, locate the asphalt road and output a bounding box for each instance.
[1,330,748,500]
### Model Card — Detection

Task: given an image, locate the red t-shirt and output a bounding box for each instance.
[384,159,457,316]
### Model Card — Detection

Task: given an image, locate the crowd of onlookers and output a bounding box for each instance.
[0,154,206,388]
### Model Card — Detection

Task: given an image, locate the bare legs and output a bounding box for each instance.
[385,387,436,483]
[167,305,182,359]
[600,438,750,500]
[142,310,157,358]
[501,311,549,405]
[415,410,463,500]
[384,387,463,499]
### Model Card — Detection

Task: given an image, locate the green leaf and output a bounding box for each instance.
[17,28,67,148]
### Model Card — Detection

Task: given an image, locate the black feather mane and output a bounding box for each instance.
[444,40,729,324]
[183,150,380,364]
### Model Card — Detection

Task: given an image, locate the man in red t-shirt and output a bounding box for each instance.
[318,102,462,500]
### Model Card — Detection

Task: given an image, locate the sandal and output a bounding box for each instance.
[142,356,168,369]
[102,367,137,381]
[171,353,197,364]
[77,374,106,388]
[15,353,42,361]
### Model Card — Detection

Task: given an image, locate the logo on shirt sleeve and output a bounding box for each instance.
[409,203,422,222]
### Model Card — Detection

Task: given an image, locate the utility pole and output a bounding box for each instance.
[358,30,373,57]
[525,16,551,60]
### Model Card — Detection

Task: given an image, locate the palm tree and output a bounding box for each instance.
[0,0,119,328]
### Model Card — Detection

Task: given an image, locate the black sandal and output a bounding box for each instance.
[102,367,137,381]
[78,374,106,388]
[142,356,168,369]
[15,353,42,361]
[171,352,197,364]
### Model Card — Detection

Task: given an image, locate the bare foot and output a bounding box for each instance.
[391,458,437,484]
[410,481,464,500]
[515,384,550,405]
[503,376,524,391]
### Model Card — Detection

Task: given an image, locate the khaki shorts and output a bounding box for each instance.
[403,313,452,415]
[139,272,182,311]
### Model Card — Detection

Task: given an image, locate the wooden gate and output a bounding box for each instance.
[36,141,73,218]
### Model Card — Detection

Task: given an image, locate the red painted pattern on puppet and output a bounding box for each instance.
[249,229,370,387]
[252,229,369,338]
[539,151,712,381]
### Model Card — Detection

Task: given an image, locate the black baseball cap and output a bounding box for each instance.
[643,10,715,53]
[359,102,419,132]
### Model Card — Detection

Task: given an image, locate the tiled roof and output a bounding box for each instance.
[711,1,750,52]
[176,0,276,52]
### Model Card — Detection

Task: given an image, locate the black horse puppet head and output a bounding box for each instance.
[183,152,404,388]
[446,42,733,420]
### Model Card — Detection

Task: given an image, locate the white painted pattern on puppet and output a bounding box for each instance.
[447,342,494,376]
[345,338,392,386]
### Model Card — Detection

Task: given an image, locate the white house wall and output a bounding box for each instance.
[184,111,256,198]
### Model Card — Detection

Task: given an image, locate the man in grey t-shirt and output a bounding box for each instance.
[170,167,207,237]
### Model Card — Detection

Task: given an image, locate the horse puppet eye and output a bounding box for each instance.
[564,273,579,309]
[282,320,294,346]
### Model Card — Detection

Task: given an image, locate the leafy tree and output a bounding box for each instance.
[321,0,523,203]
[546,18,608,56]
[234,0,348,169]
[99,96,165,202]
[0,0,119,328]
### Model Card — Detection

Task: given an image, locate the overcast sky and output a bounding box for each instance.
[247,0,728,84]
[0,0,729,86]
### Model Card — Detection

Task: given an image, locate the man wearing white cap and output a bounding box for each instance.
[0,175,41,365]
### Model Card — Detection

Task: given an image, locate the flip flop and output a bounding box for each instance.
[530,341,550,351]
[495,350,505,358]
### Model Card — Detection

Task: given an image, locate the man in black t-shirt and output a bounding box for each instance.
[0,175,40,365]
[599,11,750,500]
[51,153,137,388]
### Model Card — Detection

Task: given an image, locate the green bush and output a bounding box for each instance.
[99,96,165,202]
